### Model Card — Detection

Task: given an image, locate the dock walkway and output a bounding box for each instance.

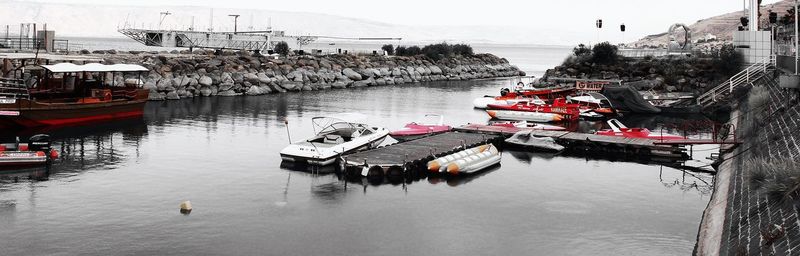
[455,126,689,161]
[341,132,502,176]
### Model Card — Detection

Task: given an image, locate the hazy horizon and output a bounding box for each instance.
[0,0,786,45]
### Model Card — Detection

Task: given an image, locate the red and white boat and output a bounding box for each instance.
[486,110,563,123]
[389,114,452,142]
[0,134,58,168]
[594,119,684,140]
[487,98,581,121]
[473,86,574,109]
[566,92,616,116]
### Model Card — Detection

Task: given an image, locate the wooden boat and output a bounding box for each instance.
[0,134,58,168]
[280,113,389,166]
[485,110,563,123]
[389,114,451,142]
[0,63,150,128]
[487,98,581,121]
[594,119,684,140]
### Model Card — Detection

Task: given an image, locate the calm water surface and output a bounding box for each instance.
[0,79,713,255]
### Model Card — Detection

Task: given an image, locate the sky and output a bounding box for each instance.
[9,0,787,44]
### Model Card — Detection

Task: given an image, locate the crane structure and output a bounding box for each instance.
[118,28,402,53]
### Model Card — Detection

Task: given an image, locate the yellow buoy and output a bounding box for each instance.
[180,200,192,214]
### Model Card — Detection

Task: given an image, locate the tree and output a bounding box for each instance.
[591,42,619,64]
[713,44,744,78]
[274,41,290,56]
[381,44,395,55]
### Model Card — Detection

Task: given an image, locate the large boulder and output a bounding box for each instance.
[199,76,213,86]
[165,91,180,100]
[246,85,263,95]
[342,68,362,81]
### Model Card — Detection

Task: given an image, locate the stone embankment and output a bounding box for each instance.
[101,53,524,101]
[544,56,725,94]
[695,74,800,255]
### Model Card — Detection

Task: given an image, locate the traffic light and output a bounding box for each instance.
[770,11,778,24]
[596,19,603,29]
[740,17,749,27]
[620,24,626,32]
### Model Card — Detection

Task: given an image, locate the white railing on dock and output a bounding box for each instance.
[697,56,775,107]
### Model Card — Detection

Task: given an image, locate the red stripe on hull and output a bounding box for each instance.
[13,110,144,128]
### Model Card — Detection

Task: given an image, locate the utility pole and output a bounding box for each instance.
[229,14,240,34]
[158,11,171,29]
[795,0,798,75]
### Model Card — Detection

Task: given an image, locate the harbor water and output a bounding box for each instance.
[0,44,712,255]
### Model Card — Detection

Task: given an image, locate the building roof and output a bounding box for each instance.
[41,63,148,73]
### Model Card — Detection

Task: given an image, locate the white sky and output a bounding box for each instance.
[16,0,786,43]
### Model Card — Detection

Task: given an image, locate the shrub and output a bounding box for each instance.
[573,44,591,56]
[452,44,474,56]
[747,155,800,204]
[394,43,473,58]
[422,43,452,60]
[274,41,290,56]
[381,44,394,55]
[591,42,619,64]
[712,44,744,78]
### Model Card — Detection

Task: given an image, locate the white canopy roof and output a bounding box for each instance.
[313,113,368,124]
[41,63,149,73]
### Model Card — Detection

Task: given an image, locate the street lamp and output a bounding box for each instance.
[229,14,240,34]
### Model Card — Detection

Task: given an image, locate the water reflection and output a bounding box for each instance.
[0,119,147,182]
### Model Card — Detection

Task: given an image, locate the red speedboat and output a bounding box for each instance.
[390,115,452,142]
[487,98,581,121]
[594,119,684,140]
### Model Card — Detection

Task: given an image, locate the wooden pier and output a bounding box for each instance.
[455,126,689,161]
[340,132,503,176]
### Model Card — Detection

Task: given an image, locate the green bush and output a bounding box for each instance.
[452,44,474,56]
[713,44,744,78]
[274,41,290,56]
[381,44,394,55]
[422,43,452,60]
[591,42,619,64]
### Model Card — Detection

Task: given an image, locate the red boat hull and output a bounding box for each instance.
[486,102,580,121]
[0,89,149,128]
[595,128,684,140]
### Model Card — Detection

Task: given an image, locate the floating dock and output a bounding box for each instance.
[454,126,689,161]
[341,132,503,176]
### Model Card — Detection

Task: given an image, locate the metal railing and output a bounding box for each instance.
[697,56,775,107]
[0,78,30,99]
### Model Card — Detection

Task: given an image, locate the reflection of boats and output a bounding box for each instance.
[505,131,565,152]
[389,114,451,142]
[0,134,57,168]
[486,110,563,122]
[0,63,150,128]
[595,119,684,140]
[280,113,389,166]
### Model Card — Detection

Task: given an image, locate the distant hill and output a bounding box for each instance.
[634,0,795,47]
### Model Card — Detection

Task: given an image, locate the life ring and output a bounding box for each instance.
[103,91,112,101]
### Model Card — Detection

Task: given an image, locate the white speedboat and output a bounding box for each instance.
[280,113,389,166]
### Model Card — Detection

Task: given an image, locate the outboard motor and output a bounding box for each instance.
[500,88,510,97]
[28,134,52,152]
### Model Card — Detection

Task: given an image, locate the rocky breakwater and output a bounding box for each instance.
[102,53,524,101]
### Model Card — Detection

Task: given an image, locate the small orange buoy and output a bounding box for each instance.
[35,151,45,157]
[49,150,59,159]
[180,201,192,214]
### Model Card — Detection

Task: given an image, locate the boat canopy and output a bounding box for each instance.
[41,63,149,73]
[311,113,369,134]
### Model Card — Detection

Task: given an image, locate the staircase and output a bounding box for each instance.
[697,56,776,108]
